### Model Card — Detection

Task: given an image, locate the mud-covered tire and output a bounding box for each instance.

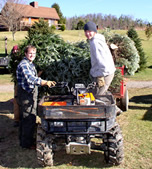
[103,122,124,165]
[36,124,54,167]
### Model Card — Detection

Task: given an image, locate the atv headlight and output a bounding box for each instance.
[49,121,64,127]
[54,122,64,127]
[91,121,102,127]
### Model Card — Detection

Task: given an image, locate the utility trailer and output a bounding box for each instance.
[113,66,129,111]
[0,56,10,69]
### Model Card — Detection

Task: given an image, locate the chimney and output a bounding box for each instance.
[30,1,38,8]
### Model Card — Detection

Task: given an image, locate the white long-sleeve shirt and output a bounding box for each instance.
[89,33,116,77]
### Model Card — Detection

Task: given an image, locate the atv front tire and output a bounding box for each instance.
[36,124,54,167]
[103,122,124,165]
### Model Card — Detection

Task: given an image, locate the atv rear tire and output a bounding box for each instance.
[103,122,124,165]
[36,124,54,167]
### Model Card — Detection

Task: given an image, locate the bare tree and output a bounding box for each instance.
[66,13,147,30]
[0,0,27,40]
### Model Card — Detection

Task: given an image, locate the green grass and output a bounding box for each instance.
[0,92,13,101]
[0,73,13,101]
[55,30,86,42]
[0,31,27,53]
[0,73,13,85]
[0,45,151,168]
[117,88,152,169]
[0,30,152,169]
[0,88,151,168]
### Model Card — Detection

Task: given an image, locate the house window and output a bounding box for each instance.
[29,18,31,24]
[48,20,54,26]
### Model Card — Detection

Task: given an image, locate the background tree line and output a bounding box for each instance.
[65,14,148,30]
[1,1,152,40]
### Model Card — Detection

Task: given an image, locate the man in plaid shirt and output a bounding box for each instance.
[16,45,56,149]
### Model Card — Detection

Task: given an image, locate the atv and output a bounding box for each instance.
[36,82,124,166]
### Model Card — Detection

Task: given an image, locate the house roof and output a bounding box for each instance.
[7,2,60,20]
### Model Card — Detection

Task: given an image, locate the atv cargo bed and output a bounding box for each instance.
[38,94,116,120]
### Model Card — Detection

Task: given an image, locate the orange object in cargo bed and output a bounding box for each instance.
[42,101,67,106]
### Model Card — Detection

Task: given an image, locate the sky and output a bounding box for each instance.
[30,0,152,23]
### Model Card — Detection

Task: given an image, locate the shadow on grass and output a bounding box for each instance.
[0,100,114,168]
[129,94,152,104]
[148,65,152,69]
[0,101,39,168]
[0,100,13,114]
[0,53,7,57]
[129,94,152,121]
[0,114,40,168]
[0,68,10,74]
[53,150,112,168]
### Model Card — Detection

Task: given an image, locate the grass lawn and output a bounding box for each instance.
[118,88,152,169]
[0,30,152,168]
[0,73,13,85]
[0,31,27,53]
[55,30,86,42]
[0,88,151,168]
[0,92,13,102]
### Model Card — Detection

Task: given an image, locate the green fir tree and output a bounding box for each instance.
[127,27,147,71]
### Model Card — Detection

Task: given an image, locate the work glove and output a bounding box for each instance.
[97,77,105,88]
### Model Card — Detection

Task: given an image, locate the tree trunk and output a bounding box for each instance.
[5,37,8,55]
[12,32,15,41]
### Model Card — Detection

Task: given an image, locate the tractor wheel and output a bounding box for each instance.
[36,124,54,167]
[120,89,129,111]
[103,122,124,165]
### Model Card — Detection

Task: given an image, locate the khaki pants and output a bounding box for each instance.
[93,73,122,113]
[93,73,114,95]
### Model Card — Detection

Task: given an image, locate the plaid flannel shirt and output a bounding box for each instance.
[16,57,41,93]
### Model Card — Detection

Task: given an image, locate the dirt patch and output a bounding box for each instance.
[127,81,152,88]
[0,80,152,93]
[0,84,14,92]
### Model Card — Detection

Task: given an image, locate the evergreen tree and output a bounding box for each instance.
[51,3,66,24]
[27,18,53,38]
[77,20,85,30]
[127,27,147,71]
[145,23,152,40]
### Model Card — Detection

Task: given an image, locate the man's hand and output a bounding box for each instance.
[46,81,56,87]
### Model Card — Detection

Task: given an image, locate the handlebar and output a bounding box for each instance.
[55,82,68,88]
[50,82,70,93]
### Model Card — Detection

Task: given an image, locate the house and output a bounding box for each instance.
[0,1,60,30]
[20,1,60,27]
